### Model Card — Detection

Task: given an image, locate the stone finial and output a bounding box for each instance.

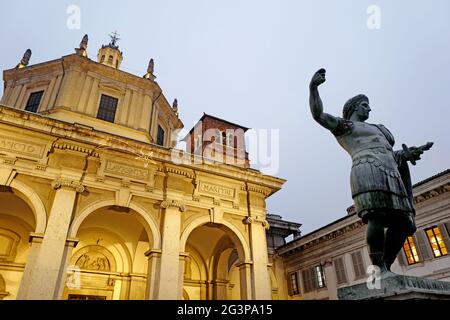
[144,58,156,80]
[172,99,178,114]
[148,58,154,74]
[75,34,89,57]
[80,34,89,50]
[16,49,32,69]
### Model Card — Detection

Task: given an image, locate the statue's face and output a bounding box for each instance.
[355,100,371,121]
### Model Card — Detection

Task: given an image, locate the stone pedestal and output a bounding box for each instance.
[338,273,450,300]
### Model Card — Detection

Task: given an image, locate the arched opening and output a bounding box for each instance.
[182,222,247,300]
[64,205,155,300]
[0,189,37,300]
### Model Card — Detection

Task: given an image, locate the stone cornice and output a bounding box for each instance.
[277,219,365,256]
[161,165,195,179]
[53,141,97,156]
[414,182,450,204]
[0,105,285,195]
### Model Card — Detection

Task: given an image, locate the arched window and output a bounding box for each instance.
[100,55,105,63]
[215,130,222,144]
[108,55,114,64]
[227,133,234,147]
[222,131,227,146]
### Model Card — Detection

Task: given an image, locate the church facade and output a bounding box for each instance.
[0,35,285,300]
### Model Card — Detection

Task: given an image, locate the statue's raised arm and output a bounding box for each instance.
[309,68,339,131]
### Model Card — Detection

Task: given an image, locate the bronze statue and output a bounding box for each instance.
[309,68,433,273]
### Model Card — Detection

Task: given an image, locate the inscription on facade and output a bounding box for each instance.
[104,160,149,180]
[0,136,45,159]
[198,182,235,198]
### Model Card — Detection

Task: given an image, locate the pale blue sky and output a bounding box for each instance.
[1,1,449,233]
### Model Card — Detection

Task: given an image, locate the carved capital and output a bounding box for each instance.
[160,200,186,212]
[261,220,270,230]
[51,178,85,193]
[243,216,254,225]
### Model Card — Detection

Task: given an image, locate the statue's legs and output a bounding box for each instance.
[366,216,388,272]
[384,212,416,271]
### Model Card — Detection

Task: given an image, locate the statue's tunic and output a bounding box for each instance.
[332,118,414,223]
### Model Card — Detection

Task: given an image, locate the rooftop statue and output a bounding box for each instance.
[309,68,433,274]
[16,49,32,69]
[75,34,89,57]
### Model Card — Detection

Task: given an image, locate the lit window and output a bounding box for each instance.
[403,236,420,264]
[425,227,448,258]
[157,125,165,146]
[97,94,118,123]
[288,272,299,295]
[25,91,44,113]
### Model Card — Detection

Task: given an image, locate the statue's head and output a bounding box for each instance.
[343,94,370,121]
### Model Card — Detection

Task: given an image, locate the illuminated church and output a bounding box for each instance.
[0,34,286,300]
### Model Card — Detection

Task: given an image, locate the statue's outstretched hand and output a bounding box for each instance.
[310,68,326,88]
[401,142,434,165]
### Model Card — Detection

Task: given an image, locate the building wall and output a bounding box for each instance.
[274,170,450,300]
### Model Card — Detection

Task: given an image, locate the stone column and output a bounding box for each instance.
[17,233,44,298]
[145,249,162,300]
[156,199,185,300]
[179,252,188,300]
[213,280,229,300]
[237,261,253,300]
[246,217,272,299]
[17,178,83,300]
[54,238,79,299]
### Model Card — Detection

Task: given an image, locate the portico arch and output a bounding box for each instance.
[10,180,47,234]
[68,199,161,250]
[180,216,250,262]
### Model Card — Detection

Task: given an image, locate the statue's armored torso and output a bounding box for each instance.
[331,119,413,220]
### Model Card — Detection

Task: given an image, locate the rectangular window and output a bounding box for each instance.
[403,236,420,264]
[302,268,316,293]
[25,90,44,113]
[97,94,118,123]
[302,265,325,292]
[288,272,299,295]
[157,125,165,146]
[333,257,348,284]
[351,251,366,279]
[314,265,326,288]
[425,227,448,258]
